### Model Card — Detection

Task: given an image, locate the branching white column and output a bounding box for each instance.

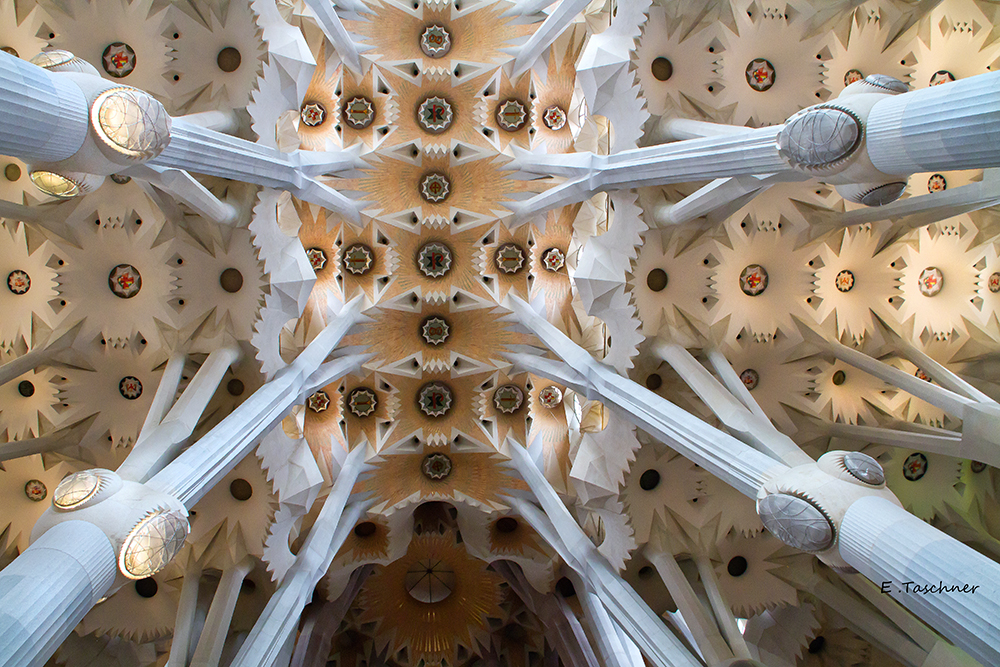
[692,555,752,660]
[231,444,370,667]
[190,558,255,667]
[129,165,241,225]
[0,521,118,667]
[503,295,786,497]
[507,128,787,224]
[302,0,363,75]
[867,71,1000,174]
[177,110,243,134]
[0,413,98,461]
[574,579,635,667]
[839,496,1000,666]
[510,0,592,79]
[782,569,930,667]
[654,342,813,467]
[506,444,702,667]
[150,119,366,223]
[834,174,1000,230]
[0,320,83,387]
[147,297,368,506]
[0,51,89,162]
[651,118,758,143]
[167,562,204,667]
[796,318,1000,467]
[652,173,805,228]
[644,544,733,665]
[118,345,241,482]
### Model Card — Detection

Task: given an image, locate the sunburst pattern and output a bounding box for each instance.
[356,531,506,665]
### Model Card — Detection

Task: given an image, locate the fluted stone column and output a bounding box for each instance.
[839,496,1000,666]
[0,520,118,667]
[230,443,370,667]
[0,51,90,163]
[190,558,255,667]
[867,71,1000,174]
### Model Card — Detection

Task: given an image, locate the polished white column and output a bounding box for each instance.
[0,52,90,163]
[867,72,1000,174]
[839,496,1000,666]
[0,520,118,667]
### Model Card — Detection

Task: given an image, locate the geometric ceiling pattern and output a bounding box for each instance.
[1,0,999,666]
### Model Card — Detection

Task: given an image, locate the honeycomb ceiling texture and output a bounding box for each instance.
[1,0,1000,665]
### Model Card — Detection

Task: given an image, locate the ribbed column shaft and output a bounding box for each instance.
[0,520,117,667]
[867,71,1000,174]
[0,52,90,163]
[839,496,1000,666]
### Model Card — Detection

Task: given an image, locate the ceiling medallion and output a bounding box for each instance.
[417,96,453,133]
[915,368,932,382]
[307,390,330,413]
[971,461,987,473]
[343,244,374,275]
[342,96,375,129]
[102,42,136,78]
[405,557,456,603]
[538,385,563,408]
[421,452,453,480]
[24,479,47,502]
[493,385,524,414]
[745,58,775,92]
[542,105,567,131]
[421,316,451,345]
[7,270,30,295]
[108,264,142,299]
[927,174,947,193]
[740,368,759,391]
[843,69,864,86]
[300,101,327,127]
[835,270,855,293]
[348,388,378,417]
[903,452,928,481]
[918,267,944,297]
[119,376,143,400]
[495,244,526,274]
[989,272,1000,293]
[306,247,328,271]
[929,70,955,87]
[420,25,452,58]
[418,382,453,417]
[541,247,566,272]
[739,264,768,296]
[496,99,527,131]
[420,173,451,203]
[417,242,453,278]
